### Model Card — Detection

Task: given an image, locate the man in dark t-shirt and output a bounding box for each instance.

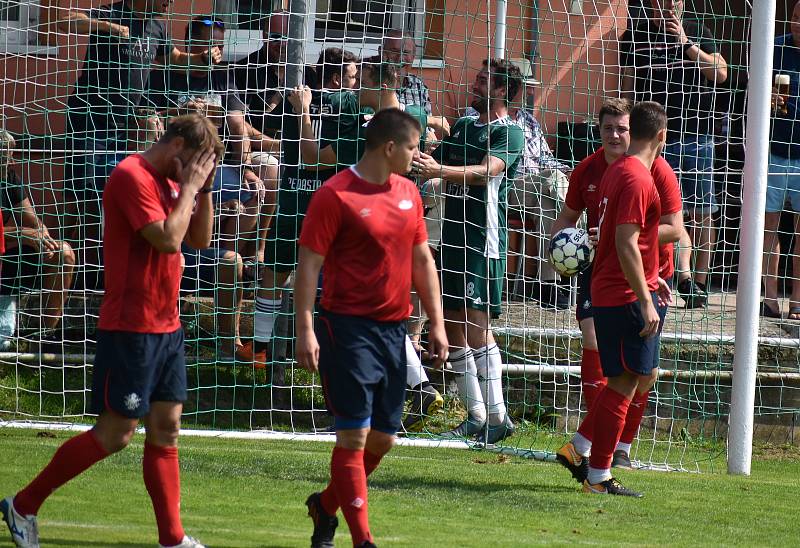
[57,0,222,289]
[234,12,287,147]
[763,0,800,320]
[620,0,728,309]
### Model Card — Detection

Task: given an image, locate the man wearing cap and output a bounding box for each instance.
[235,11,290,148]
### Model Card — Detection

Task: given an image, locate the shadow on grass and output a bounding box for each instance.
[369,475,578,496]
[45,541,289,548]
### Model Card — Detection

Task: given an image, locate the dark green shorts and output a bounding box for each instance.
[263,190,313,273]
[439,246,504,318]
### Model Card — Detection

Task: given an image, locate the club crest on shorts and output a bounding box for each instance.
[123,392,142,411]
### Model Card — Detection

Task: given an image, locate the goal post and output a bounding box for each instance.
[728,0,776,477]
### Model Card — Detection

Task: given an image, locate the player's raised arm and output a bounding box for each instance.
[52,6,129,36]
[290,86,338,170]
[138,116,222,253]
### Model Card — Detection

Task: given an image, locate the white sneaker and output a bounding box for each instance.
[0,496,40,548]
[160,534,206,548]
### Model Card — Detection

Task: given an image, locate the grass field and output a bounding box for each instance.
[1,428,798,547]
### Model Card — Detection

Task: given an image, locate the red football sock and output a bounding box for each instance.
[580,349,606,410]
[588,388,632,471]
[330,447,372,546]
[576,384,608,444]
[619,390,650,446]
[143,442,184,547]
[320,450,382,516]
[14,430,109,516]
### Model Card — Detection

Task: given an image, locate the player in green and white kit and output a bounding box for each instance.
[240,48,361,364]
[415,59,524,444]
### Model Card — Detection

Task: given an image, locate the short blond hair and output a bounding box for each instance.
[161,114,224,159]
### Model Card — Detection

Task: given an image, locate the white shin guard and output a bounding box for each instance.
[475,345,506,426]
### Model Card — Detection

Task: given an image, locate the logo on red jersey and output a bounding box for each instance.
[398,200,413,210]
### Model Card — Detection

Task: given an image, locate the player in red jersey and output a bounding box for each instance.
[558,101,671,497]
[552,98,684,474]
[296,108,447,547]
[1,114,222,548]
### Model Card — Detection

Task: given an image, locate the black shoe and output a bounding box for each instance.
[583,477,643,497]
[760,301,781,318]
[355,542,377,548]
[611,450,633,469]
[306,492,338,548]
[402,386,444,432]
[534,284,571,310]
[677,278,707,309]
[555,442,589,484]
[474,415,515,445]
[439,414,485,439]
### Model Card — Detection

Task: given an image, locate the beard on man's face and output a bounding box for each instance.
[471,95,489,113]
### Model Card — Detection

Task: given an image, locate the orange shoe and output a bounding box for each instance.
[236,341,268,369]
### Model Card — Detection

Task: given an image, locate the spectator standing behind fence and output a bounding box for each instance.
[234,11,287,153]
[55,0,222,290]
[620,0,727,309]
[374,30,450,138]
[148,17,266,258]
[0,131,75,344]
[763,0,800,321]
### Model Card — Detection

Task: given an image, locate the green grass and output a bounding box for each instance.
[0,428,798,547]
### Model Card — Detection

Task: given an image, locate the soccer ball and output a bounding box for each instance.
[549,227,594,277]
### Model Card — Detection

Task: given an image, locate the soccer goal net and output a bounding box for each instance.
[0,0,797,473]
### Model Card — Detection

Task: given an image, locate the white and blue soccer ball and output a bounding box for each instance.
[549,227,594,277]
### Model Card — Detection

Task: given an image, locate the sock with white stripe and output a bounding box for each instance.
[254,297,282,344]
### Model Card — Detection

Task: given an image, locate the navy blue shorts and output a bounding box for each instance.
[316,309,407,434]
[91,329,187,419]
[575,264,594,322]
[594,292,661,378]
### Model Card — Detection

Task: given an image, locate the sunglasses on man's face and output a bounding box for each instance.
[199,19,225,29]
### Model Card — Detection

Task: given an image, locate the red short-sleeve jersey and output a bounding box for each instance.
[98,154,183,333]
[591,156,662,307]
[651,156,682,279]
[568,149,682,279]
[299,167,428,322]
[565,148,608,229]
